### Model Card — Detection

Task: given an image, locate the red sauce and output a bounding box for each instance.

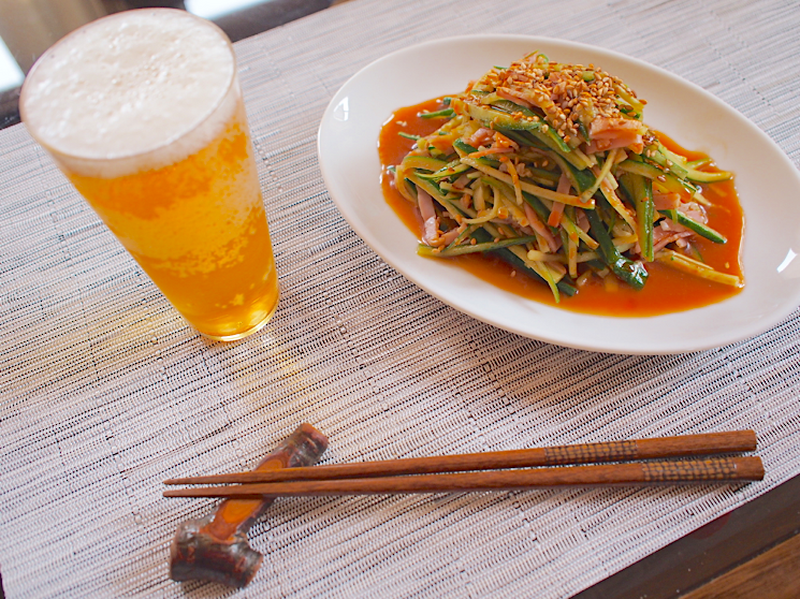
[378,97,744,316]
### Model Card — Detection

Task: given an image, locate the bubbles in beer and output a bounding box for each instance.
[20,10,236,177]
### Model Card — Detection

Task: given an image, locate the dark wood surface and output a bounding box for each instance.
[574,475,800,598]
[682,532,800,599]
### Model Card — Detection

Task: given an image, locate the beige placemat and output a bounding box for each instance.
[1,0,799,597]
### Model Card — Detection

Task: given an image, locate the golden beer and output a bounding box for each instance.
[20,9,278,340]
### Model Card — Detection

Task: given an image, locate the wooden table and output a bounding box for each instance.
[578,475,800,598]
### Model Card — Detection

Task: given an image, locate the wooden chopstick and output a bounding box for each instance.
[163,456,764,498]
[164,430,757,486]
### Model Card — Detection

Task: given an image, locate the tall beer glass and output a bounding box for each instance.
[20,9,279,341]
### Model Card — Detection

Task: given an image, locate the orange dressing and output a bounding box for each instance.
[378,97,744,317]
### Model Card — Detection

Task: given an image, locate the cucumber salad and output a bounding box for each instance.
[391,52,742,302]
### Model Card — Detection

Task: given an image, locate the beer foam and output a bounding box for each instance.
[20,9,237,178]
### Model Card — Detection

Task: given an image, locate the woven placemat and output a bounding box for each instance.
[1,0,798,597]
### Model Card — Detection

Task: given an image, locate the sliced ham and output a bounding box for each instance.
[678,201,708,224]
[466,127,495,148]
[585,117,645,153]
[653,192,681,211]
[418,188,462,247]
[496,87,536,110]
[417,189,440,246]
[652,218,692,253]
[523,203,561,252]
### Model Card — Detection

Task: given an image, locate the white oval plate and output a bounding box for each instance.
[317,35,800,354]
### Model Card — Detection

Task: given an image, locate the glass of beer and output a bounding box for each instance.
[20,9,279,341]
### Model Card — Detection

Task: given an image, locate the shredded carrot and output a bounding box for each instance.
[548,203,565,227]
[469,146,515,158]
[548,173,571,226]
